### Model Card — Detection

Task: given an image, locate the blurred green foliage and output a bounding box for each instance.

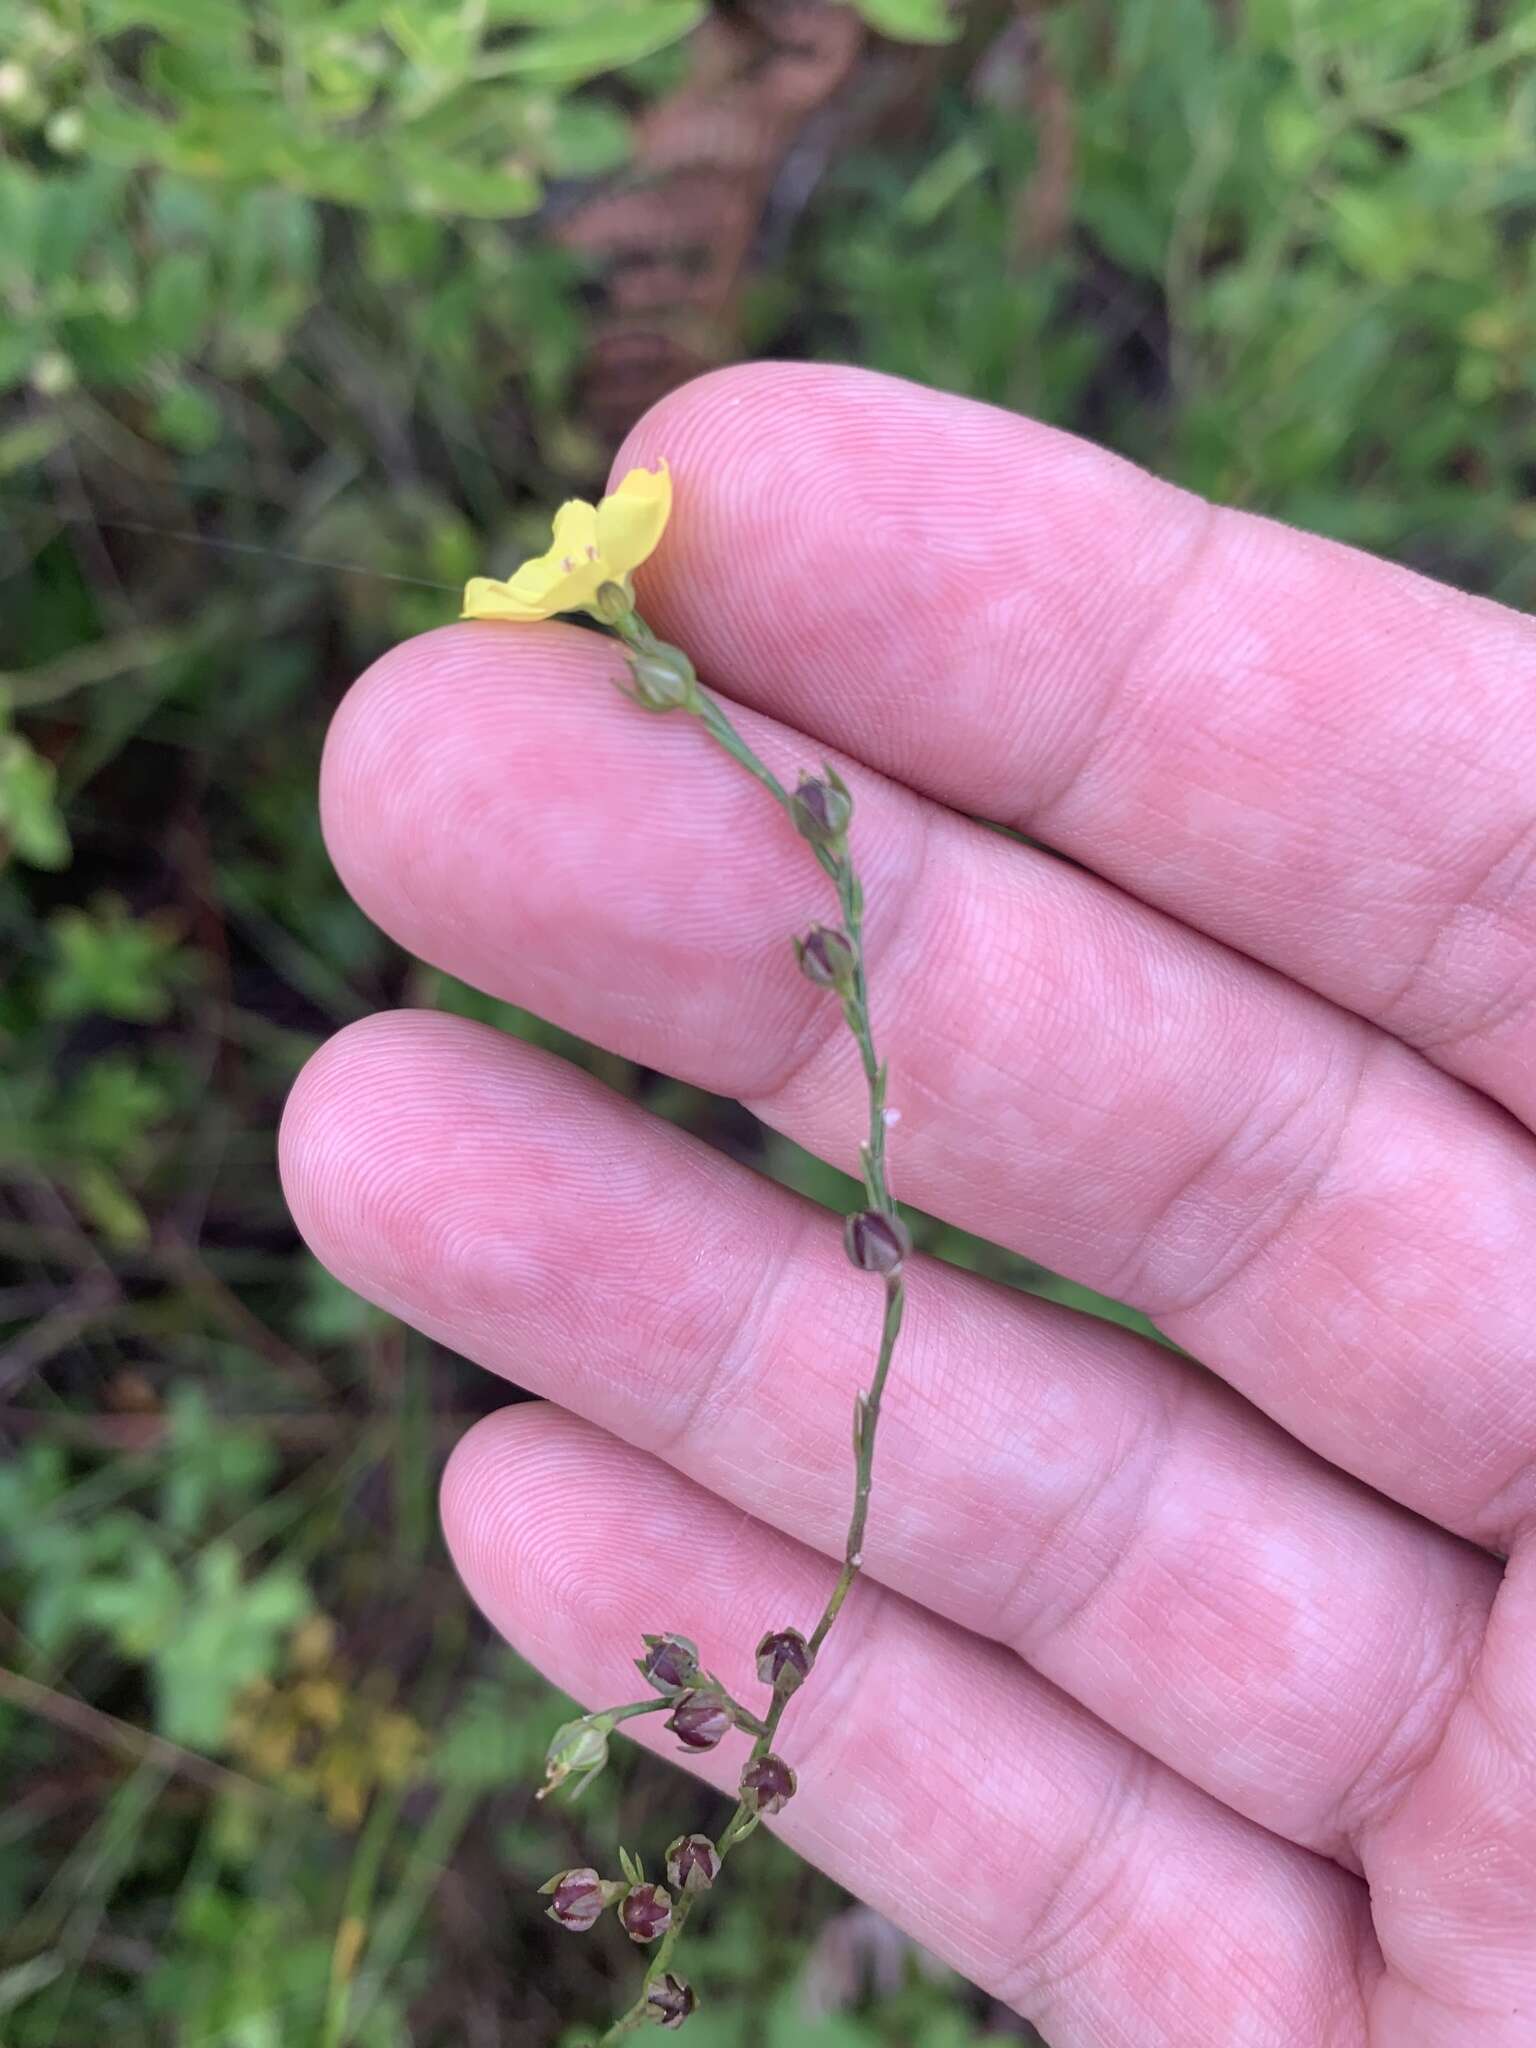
[2,1,1533,2042]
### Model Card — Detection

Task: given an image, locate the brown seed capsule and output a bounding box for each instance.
[636,1632,700,1694]
[793,925,857,993]
[755,1628,813,1697]
[538,1867,606,1932]
[665,1833,720,1894]
[664,1690,734,1753]
[740,1752,797,1815]
[646,1972,697,2029]
[843,1208,911,1276]
[788,772,852,848]
[619,1882,672,1944]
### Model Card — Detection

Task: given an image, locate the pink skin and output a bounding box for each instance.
[280,365,1536,2046]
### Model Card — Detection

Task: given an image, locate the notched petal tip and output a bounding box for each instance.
[597,457,673,577]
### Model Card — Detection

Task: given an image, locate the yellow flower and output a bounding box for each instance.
[462,460,671,623]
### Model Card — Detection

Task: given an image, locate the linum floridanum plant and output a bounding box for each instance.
[461,464,911,2039]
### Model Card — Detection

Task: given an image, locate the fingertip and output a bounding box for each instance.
[439,1402,601,1656]
[437,1404,776,1705]
[320,619,627,940]
[280,1010,416,1247]
[278,1007,515,1301]
[604,362,1207,824]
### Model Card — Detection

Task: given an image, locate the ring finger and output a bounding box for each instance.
[281,1011,1497,1868]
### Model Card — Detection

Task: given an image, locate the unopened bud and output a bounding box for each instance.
[665,1833,720,1893]
[625,643,697,712]
[755,1628,813,1697]
[538,1714,612,1799]
[619,1881,672,1943]
[646,1972,697,2029]
[739,1752,796,1815]
[843,1208,911,1276]
[793,924,857,994]
[538,1867,617,1932]
[788,772,852,848]
[636,1632,700,1694]
[664,1690,734,1753]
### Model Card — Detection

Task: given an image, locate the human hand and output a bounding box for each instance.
[281,365,1536,2046]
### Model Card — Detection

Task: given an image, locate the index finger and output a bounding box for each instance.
[618,364,1536,1129]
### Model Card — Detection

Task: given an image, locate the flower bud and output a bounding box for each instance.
[636,1632,700,1694]
[538,1714,612,1799]
[664,1690,734,1753]
[843,1208,911,1276]
[538,1867,611,1932]
[619,1881,672,1943]
[646,1972,697,2029]
[755,1628,813,1697]
[793,924,857,994]
[788,772,852,848]
[625,644,697,712]
[739,1752,796,1815]
[665,1833,720,1894]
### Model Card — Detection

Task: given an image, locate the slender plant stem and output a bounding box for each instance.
[609,1691,766,1738]
[610,1699,679,1727]
[594,614,906,2044]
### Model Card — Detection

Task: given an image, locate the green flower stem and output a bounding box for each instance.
[594,609,907,2043]
[609,1699,677,1727]
[609,1693,767,1740]
[809,1270,903,1652]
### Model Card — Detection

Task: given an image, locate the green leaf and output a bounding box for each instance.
[152,383,224,452]
[383,0,480,80]
[0,731,71,869]
[161,1385,277,1539]
[849,0,958,43]
[0,411,74,472]
[540,98,632,178]
[478,2,704,86]
[386,148,541,219]
[40,897,185,1022]
[150,1543,312,1748]
[79,1542,182,1659]
[90,0,248,46]
[144,248,213,356]
[58,1053,171,1162]
[73,1160,151,1250]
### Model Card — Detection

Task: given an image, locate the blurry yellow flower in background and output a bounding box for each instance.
[462,459,671,623]
[227,1612,426,1829]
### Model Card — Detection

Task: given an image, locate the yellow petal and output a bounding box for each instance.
[461,575,556,622]
[462,496,606,621]
[539,553,609,613]
[595,460,671,578]
[461,550,609,622]
[549,497,600,559]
